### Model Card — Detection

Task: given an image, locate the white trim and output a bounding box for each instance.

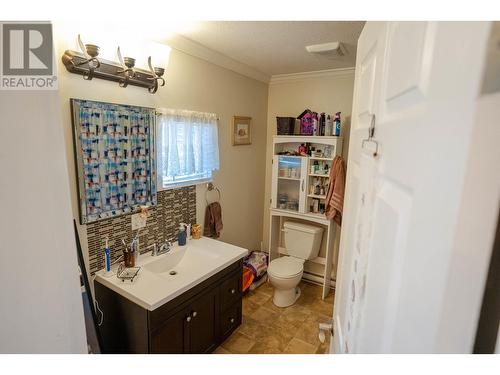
[270,67,356,85]
[157,177,213,191]
[302,271,336,288]
[165,33,271,84]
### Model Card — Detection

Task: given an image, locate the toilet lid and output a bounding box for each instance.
[268,257,304,279]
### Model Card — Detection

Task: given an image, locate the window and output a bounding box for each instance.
[156,109,220,189]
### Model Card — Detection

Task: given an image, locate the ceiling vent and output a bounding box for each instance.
[305,42,347,59]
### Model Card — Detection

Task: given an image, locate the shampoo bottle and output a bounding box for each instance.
[178,224,187,246]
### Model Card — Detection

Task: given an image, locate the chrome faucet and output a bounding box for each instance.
[151,241,172,256]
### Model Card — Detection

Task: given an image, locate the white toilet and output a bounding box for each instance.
[268,221,324,307]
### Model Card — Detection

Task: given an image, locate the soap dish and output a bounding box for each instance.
[116,264,141,283]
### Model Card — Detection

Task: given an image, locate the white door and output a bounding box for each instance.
[332,22,492,353]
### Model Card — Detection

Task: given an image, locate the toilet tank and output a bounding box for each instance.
[283,221,324,260]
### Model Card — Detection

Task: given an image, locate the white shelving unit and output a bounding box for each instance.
[268,135,343,299]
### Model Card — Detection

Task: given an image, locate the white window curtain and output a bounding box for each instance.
[157,109,220,189]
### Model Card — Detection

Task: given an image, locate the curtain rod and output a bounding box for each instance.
[155,109,219,120]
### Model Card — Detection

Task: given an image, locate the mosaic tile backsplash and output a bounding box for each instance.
[86,187,196,275]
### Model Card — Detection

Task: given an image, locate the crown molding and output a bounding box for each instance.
[270,67,355,85]
[165,34,271,84]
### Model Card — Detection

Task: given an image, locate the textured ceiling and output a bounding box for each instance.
[177,21,365,76]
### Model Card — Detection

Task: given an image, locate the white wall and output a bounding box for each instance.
[53,25,269,276]
[0,90,87,353]
[262,70,355,277]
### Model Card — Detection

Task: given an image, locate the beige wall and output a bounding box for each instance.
[54,28,269,270]
[0,91,86,352]
[262,71,355,276]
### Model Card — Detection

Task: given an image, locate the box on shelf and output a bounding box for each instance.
[276,117,296,135]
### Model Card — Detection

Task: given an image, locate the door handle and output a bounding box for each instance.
[230,318,235,324]
[301,179,305,192]
[186,316,192,322]
[192,311,197,318]
[230,288,236,294]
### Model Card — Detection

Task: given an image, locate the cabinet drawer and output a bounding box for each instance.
[220,302,241,338]
[220,271,242,310]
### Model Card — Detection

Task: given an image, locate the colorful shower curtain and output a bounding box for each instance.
[72,99,156,223]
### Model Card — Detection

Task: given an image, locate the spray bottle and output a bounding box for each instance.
[334,112,341,136]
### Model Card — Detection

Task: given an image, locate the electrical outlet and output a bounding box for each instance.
[131,213,147,230]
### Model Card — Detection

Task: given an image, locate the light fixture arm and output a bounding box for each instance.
[116,46,136,88]
[72,34,101,80]
[147,56,165,94]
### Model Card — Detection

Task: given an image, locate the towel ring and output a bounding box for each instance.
[206,182,221,205]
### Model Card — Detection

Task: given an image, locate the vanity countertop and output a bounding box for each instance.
[94,237,248,311]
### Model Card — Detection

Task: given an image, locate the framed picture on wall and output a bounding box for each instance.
[232,116,252,146]
[70,99,157,224]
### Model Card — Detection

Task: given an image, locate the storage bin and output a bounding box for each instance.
[276,117,296,135]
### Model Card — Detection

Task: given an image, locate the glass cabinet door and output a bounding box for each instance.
[271,155,307,213]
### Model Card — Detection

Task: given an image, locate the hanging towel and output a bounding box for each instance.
[325,155,346,225]
[203,202,223,238]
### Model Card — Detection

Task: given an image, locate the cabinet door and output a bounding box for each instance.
[150,307,189,354]
[275,155,304,213]
[188,288,219,353]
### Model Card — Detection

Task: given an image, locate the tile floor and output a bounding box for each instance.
[215,280,333,354]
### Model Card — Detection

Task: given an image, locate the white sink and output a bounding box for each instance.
[142,246,222,276]
[143,247,187,274]
[95,237,248,310]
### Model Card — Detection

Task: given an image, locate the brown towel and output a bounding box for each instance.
[203,202,223,238]
[325,155,346,225]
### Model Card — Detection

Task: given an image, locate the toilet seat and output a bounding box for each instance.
[268,256,304,279]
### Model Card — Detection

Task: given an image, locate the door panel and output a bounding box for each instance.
[384,22,433,111]
[357,45,378,129]
[150,308,189,354]
[189,288,218,353]
[332,21,388,354]
[357,179,412,352]
[333,21,491,353]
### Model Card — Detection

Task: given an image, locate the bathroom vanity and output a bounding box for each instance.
[94,237,247,353]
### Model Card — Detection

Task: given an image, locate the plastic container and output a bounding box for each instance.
[178,224,187,246]
[276,117,296,135]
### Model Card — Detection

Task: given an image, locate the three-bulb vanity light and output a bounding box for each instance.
[62,34,168,94]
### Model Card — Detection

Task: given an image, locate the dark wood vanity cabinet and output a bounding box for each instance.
[95,259,243,354]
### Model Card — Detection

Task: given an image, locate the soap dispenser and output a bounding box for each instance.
[178,224,187,246]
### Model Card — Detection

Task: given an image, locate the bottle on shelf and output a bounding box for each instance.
[334,112,341,136]
[325,115,333,136]
[320,113,326,136]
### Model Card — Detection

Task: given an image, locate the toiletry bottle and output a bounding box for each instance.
[103,237,113,277]
[334,112,341,136]
[320,113,326,136]
[178,224,187,246]
[180,223,191,241]
[325,115,332,136]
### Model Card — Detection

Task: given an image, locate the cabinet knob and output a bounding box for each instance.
[230,288,236,294]
[230,318,235,324]
[186,316,192,322]
[192,311,197,318]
